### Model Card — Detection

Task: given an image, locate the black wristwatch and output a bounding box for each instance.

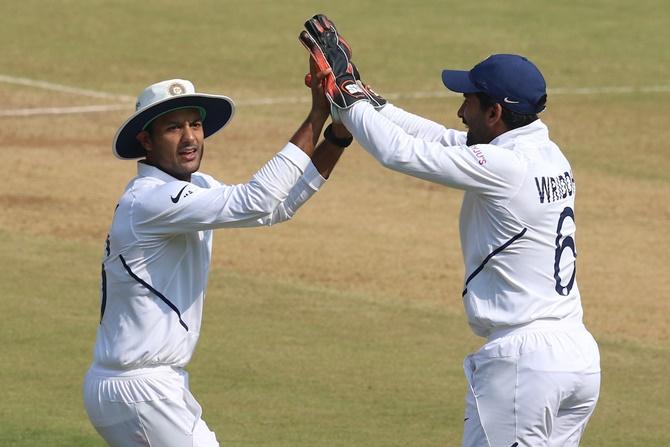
[323,124,353,148]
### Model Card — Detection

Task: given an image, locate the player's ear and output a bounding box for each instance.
[488,103,503,125]
[136,131,152,152]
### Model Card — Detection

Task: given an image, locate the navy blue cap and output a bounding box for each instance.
[441,54,546,114]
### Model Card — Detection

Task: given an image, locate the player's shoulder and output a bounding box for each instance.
[120,173,192,210]
[124,173,169,197]
[468,142,529,176]
[520,138,572,174]
[191,171,221,188]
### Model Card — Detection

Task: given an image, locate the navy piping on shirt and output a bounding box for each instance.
[119,254,189,331]
[99,264,107,323]
[462,227,528,297]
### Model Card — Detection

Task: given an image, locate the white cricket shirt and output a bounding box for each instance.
[93,143,325,369]
[342,102,584,338]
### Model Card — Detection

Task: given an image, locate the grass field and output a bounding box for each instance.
[1,1,669,446]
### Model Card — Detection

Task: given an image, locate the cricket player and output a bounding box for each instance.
[300,15,601,447]
[83,63,353,446]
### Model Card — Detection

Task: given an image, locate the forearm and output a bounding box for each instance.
[289,110,329,157]
[259,123,350,223]
[238,162,326,227]
[341,101,403,167]
[380,103,465,145]
[310,122,348,178]
[341,102,456,183]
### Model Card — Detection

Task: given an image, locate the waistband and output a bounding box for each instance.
[487,318,585,342]
[88,362,182,378]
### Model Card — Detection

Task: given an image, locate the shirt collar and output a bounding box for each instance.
[137,160,183,183]
[490,119,548,147]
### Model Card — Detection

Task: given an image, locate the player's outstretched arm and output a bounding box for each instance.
[290,58,331,153]
[290,58,349,179]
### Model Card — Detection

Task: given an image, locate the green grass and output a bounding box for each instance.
[2,231,669,446]
[0,231,100,446]
[0,229,470,446]
[1,1,669,446]
[197,272,465,446]
[3,1,669,93]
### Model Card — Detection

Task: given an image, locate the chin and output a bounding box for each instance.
[185,164,201,177]
[186,153,203,173]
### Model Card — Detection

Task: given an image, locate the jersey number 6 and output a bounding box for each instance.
[553,206,576,296]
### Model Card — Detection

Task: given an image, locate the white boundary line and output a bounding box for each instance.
[2,74,670,117]
[0,74,134,101]
[0,104,129,117]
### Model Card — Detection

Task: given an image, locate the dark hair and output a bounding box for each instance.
[475,92,545,130]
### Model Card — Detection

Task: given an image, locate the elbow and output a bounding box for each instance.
[267,209,293,226]
[368,132,405,170]
[378,154,397,169]
[240,182,284,216]
[250,196,282,217]
[377,145,403,169]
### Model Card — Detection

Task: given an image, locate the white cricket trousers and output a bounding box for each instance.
[462,320,600,447]
[83,364,220,447]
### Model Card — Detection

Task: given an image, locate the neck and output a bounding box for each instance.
[142,160,191,182]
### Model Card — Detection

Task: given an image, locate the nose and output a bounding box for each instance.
[182,124,196,143]
[457,102,465,120]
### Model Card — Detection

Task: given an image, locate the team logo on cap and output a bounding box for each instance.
[168,82,186,96]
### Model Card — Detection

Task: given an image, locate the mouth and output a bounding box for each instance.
[178,146,198,162]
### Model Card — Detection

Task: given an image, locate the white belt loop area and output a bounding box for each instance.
[486,318,584,343]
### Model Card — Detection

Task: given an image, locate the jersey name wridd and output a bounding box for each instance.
[534,171,575,204]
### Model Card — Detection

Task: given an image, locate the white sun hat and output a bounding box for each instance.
[113,79,235,159]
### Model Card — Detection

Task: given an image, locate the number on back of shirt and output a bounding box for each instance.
[554,206,576,296]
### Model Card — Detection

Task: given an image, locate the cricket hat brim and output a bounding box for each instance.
[112,79,235,159]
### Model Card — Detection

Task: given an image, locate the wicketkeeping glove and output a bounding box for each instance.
[350,64,387,110]
[299,14,386,110]
[299,29,366,110]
